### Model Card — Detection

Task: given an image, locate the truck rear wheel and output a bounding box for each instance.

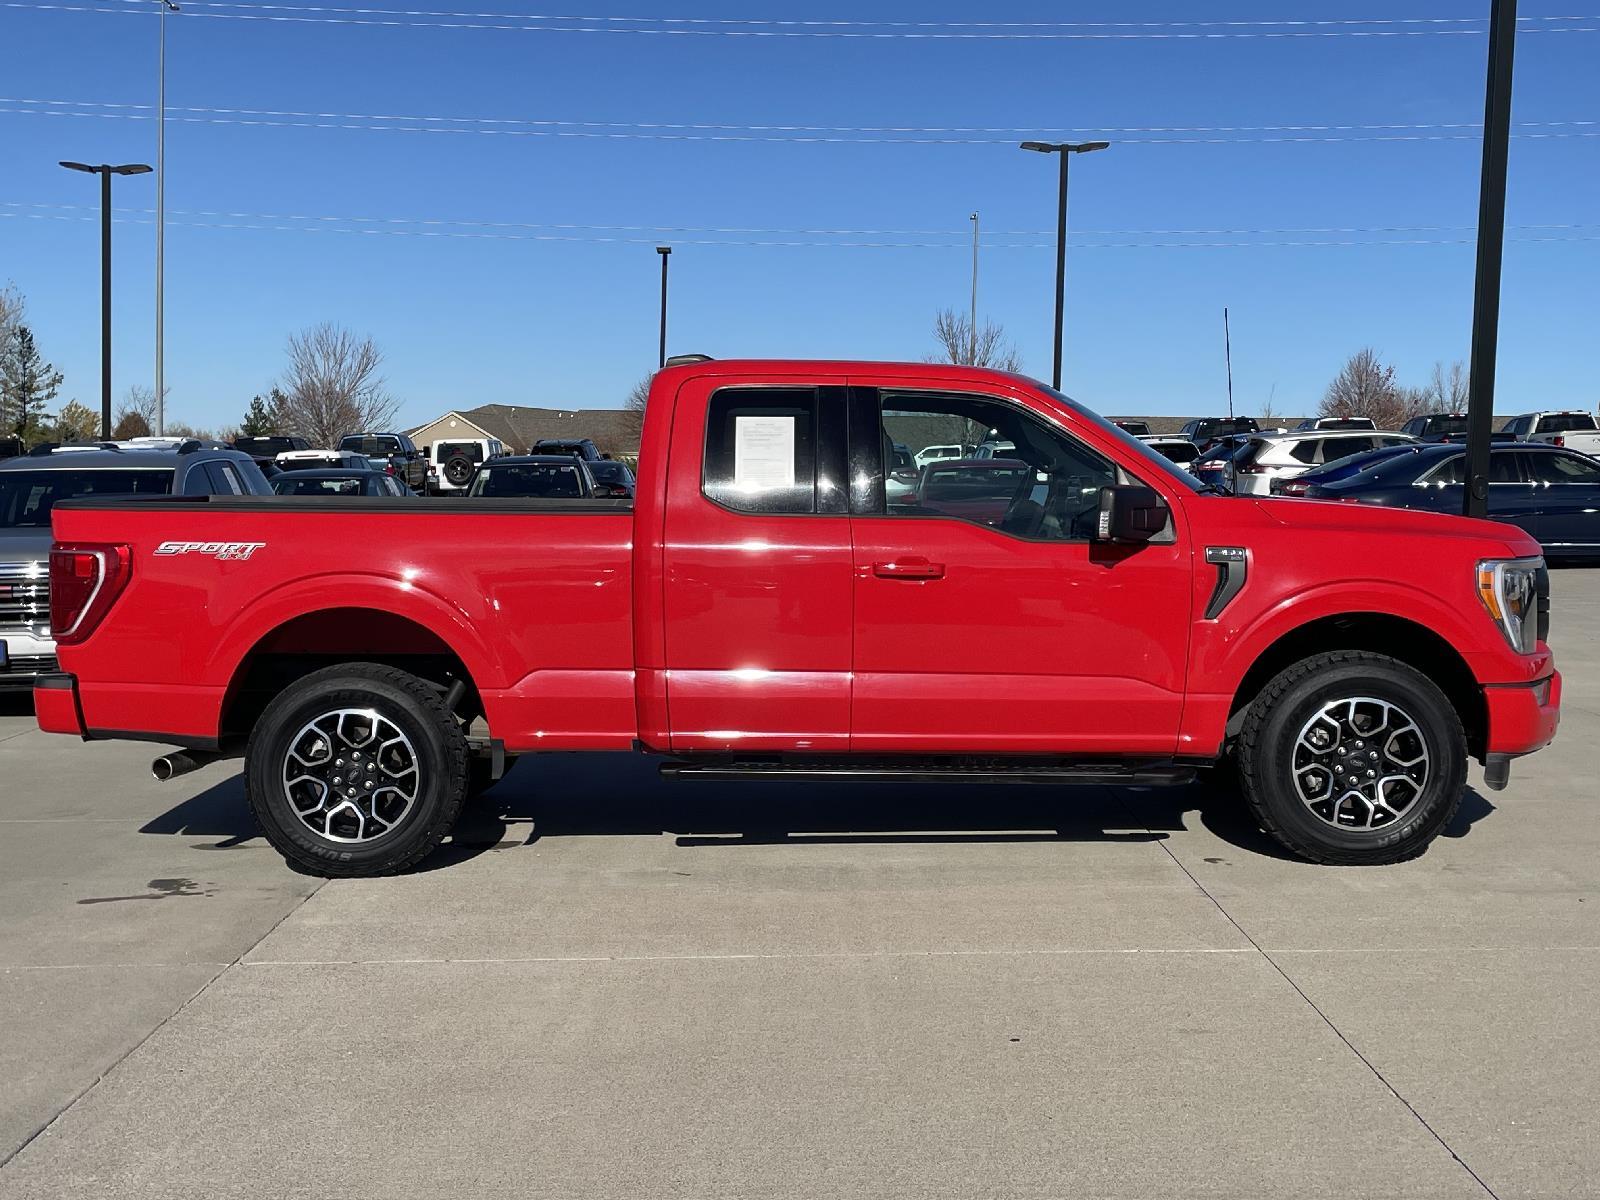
[245,663,469,877]
[1237,651,1466,865]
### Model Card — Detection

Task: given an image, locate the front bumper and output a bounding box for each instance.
[1485,670,1561,758]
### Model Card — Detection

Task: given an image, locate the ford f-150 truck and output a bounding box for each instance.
[34,360,1560,875]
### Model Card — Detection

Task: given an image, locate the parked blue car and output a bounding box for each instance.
[1300,442,1600,559]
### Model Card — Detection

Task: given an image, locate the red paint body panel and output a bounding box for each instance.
[38,359,1559,772]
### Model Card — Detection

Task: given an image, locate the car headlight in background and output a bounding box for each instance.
[1476,557,1545,654]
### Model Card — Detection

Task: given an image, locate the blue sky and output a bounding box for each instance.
[2,2,1597,431]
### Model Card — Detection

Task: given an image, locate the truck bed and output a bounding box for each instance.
[48,496,638,751]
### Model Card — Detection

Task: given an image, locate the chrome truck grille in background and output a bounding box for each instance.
[0,562,50,637]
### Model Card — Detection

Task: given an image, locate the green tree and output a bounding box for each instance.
[240,387,285,437]
[52,399,100,443]
[1,324,63,439]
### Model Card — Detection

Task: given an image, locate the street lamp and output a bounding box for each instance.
[156,0,180,437]
[59,161,153,439]
[1020,140,1110,390]
[656,246,672,368]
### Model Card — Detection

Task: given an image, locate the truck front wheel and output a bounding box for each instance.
[1237,651,1467,865]
[245,663,469,877]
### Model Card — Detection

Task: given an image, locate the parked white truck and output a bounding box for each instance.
[1500,411,1600,456]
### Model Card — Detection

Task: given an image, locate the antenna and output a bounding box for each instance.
[1224,307,1236,420]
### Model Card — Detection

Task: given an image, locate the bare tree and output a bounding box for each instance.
[0,284,22,340]
[1320,348,1428,430]
[927,309,1024,373]
[277,323,397,447]
[113,385,160,438]
[1424,360,1469,411]
[623,373,651,443]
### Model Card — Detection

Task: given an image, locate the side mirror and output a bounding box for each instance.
[1095,485,1168,544]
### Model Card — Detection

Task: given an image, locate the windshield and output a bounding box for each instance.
[468,463,583,498]
[273,476,367,496]
[342,436,401,456]
[233,437,300,456]
[1425,415,1469,436]
[1034,384,1207,493]
[1540,413,1597,433]
[0,469,173,528]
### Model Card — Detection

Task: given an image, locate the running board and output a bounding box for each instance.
[659,757,1197,787]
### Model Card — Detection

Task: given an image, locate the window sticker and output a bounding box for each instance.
[733,415,796,490]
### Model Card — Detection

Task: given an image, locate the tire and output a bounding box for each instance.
[245,663,469,877]
[1237,651,1466,865]
[443,455,474,487]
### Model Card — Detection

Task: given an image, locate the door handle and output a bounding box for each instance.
[873,557,945,580]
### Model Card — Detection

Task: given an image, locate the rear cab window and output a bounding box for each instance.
[702,388,837,515]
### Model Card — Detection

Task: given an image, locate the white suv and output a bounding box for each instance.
[427,437,506,494]
[1229,429,1414,496]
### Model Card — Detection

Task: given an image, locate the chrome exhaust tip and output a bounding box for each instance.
[151,751,214,782]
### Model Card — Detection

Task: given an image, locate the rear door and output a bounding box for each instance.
[1526,451,1600,551]
[659,374,853,752]
[847,380,1193,755]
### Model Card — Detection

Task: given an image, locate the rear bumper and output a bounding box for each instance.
[33,673,86,737]
[1484,670,1561,757]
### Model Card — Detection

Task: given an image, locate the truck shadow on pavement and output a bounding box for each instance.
[141,751,1496,872]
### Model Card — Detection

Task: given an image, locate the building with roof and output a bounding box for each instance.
[407,404,640,459]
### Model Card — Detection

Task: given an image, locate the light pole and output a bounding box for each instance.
[155,0,180,437]
[1019,140,1110,390]
[1463,0,1519,520]
[59,161,152,439]
[968,211,979,364]
[656,246,671,368]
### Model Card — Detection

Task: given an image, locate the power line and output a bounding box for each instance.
[5,100,1599,146]
[8,202,1597,240]
[8,209,1599,251]
[7,0,1600,38]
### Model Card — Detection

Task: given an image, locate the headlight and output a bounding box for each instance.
[1476,557,1544,654]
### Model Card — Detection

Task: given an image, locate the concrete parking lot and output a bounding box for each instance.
[1,576,1596,1199]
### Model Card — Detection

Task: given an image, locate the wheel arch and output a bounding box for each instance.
[1226,613,1487,759]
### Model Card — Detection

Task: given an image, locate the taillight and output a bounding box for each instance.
[1554,435,1566,448]
[1236,464,1267,474]
[49,543,132,645]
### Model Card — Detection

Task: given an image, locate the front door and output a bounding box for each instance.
[848,383,1194,756]
[1525,449,1600,552]
[660,377,854,753]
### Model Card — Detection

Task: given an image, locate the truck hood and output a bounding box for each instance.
[0,526,53,564]
[1243,497,1541,558]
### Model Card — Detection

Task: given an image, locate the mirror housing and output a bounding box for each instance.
[1095,485,1168,544]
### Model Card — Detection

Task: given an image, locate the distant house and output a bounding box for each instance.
[407,404,640,458]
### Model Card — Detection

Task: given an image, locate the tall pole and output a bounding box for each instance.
[968,211,979,365]
[656,246,671,368]
[1052,151,1069,390]
[100,167,112,440]
[155,1,168,435]
[1224,308,1235,419]
[1464,0,1519,520]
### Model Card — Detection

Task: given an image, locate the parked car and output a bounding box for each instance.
[0,436,27,461]
[913,443,966,469]
[1499,411,1600,455]
[969,440,1018,460]
[1269,443,1428,496]
[464,455,598,498]
[532,438,603,462]
[585,459,636,499]
[1189,436,1253,491]
[1114,421,1152,437]
[1294,417,1377,432]
[274,449,370,471]
[233,435,312,470]
[898,459,1034,527]
[38,359,1562,876]
[1179,416,1261,450]
[338,432,428,492]
[0,440,270,689]
[1139,437,1200,466]
[1398,412,1519,444]
[428,437,505,494]
[271,469,415,497]
[1301,441,1600,558]
[1227,430,1415,496]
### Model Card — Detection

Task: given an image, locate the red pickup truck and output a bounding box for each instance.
[35,360,1560,875]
